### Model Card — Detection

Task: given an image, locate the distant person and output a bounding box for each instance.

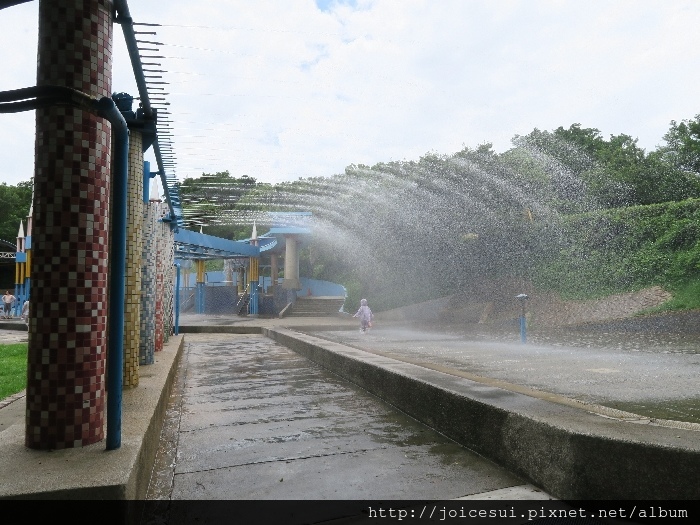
[21,300,29,328]
[353,298,374,333]
[2,290,16,319]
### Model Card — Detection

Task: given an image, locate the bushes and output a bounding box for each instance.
[534,199,700,299]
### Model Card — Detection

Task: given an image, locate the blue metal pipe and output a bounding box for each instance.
[95,96,129,451]
[196,282,205,314]
[143,160,150,203]
[249,280,259,315]
[174,262,180,335]
[516,294,528,344]
[14,283,21,318]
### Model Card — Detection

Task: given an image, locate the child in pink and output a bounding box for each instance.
[353,298,373,333]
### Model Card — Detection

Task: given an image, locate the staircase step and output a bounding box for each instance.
[286,297,345,317]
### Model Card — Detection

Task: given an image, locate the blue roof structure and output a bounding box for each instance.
[253,212,313,254]
[174,228,263,259]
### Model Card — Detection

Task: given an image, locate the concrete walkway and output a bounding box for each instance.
[146,332,547,502]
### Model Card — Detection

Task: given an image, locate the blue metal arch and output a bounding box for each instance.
[174,228,278,260]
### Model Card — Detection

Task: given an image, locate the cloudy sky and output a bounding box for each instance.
[2,0,700,187]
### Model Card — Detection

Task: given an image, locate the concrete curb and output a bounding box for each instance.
[0,334,184,500]
[178,325,262,334]
[263,327,700,500]
[0,321,29,331]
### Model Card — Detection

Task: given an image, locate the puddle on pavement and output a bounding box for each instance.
[145,346,188,501]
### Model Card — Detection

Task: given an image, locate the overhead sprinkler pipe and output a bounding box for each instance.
[516,294,529,344]
[114,1,151,118]
[0,85,129,450]
[154,137,179,228]
[115,0,181,228]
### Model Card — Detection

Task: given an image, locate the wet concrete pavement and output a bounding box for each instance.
[145,333,550,502]
[309,324,700,425]
[3,313,699,508]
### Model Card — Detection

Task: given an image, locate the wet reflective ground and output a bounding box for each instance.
[145,333,547,506]
[472,325,700,355]
[310,324,700,425]
[519,326,700,424]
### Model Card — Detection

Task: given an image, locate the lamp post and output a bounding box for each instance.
[516,294,529,344]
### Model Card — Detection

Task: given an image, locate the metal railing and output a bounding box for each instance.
[235,283,251,316]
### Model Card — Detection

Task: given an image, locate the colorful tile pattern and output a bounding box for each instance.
[123,132,144,388]
[26,0,113,450]
[154,218,165,353]
[139,203,157,365]
[161,213,175,344]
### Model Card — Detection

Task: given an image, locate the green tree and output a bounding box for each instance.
[553,124,605,164]
[0,180,32,247]
[660,114,700,175]
[633,151,700,205]
[518,123,700,208]
[596,132,700,206]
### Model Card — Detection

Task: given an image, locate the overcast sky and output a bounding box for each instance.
[2,0,700,187]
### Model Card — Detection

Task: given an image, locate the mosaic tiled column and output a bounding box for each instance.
[122,132,144,388]
[154,215,165,352]
[162,217,175,343]
[26,0,113,449]
[139,202,157,365]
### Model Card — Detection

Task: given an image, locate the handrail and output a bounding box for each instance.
[235,283,251,315]
[278,302,293,318]
[183,290,196,311]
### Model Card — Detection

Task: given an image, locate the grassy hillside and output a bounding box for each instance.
[532,198,700,310]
